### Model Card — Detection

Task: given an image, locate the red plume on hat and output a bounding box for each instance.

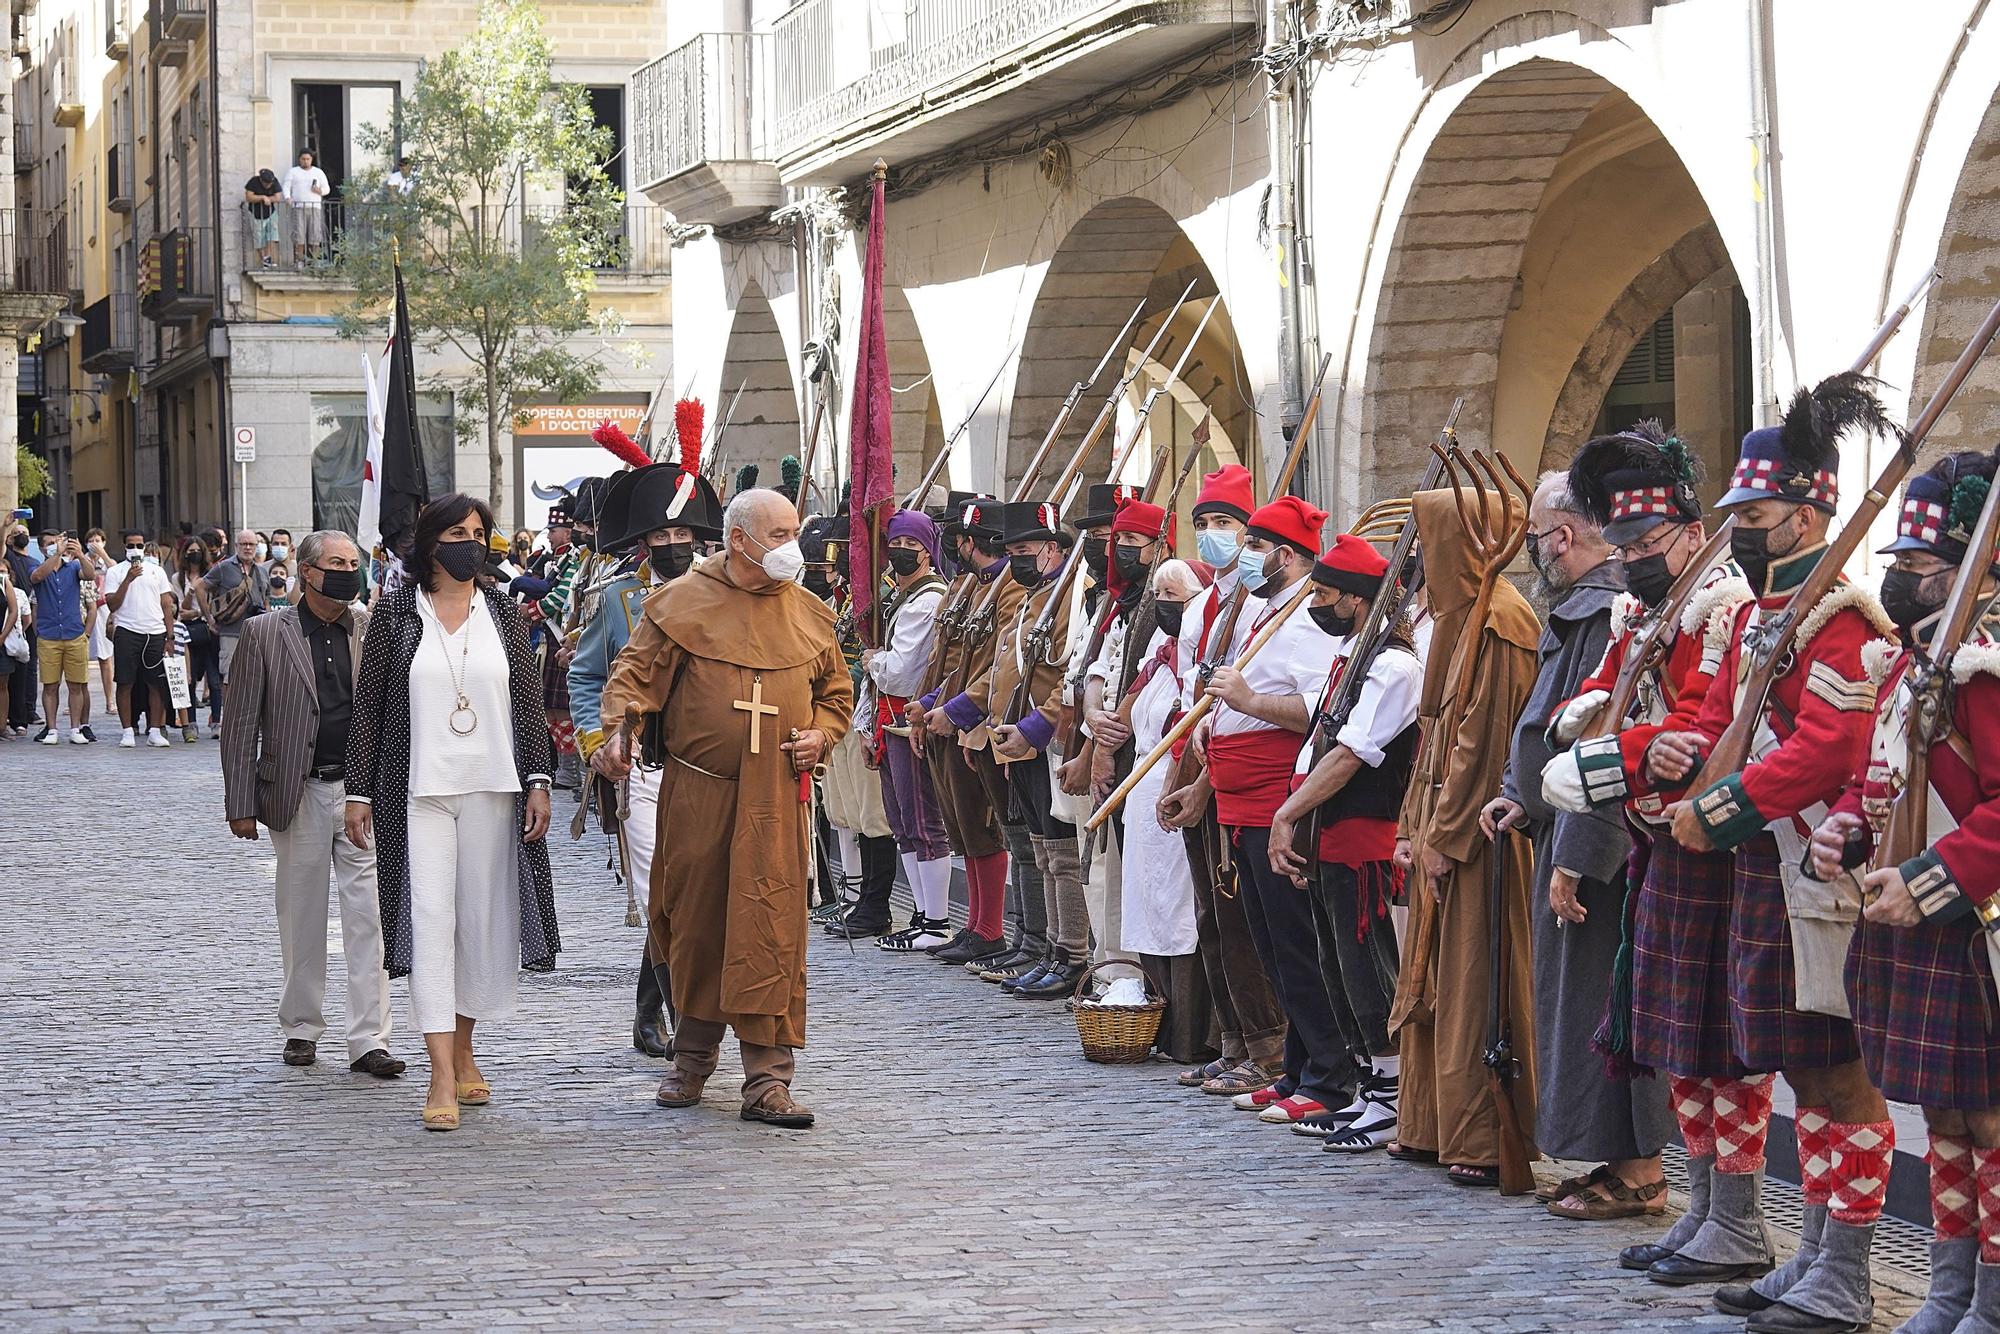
[674,398,704,475]
[592,419,650,471]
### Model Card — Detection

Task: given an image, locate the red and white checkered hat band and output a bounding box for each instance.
[1729,457,1838,505]
[1610,486,1677,523]
[1900,498,1946,545]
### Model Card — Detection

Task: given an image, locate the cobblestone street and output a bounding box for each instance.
[0,735,1919,1331]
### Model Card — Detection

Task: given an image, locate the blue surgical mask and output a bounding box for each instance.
[1196,528,1241,570]
[1238,546,1272,594]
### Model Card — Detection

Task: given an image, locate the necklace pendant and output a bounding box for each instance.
[449,694,478,736]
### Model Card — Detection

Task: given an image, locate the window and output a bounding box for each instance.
[309,393,454,535]
[294,81,400,202]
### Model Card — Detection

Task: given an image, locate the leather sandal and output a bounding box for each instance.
[454,1078,491,1106]
[1386,1141,1439,1163]
[1201,1063,1275,1096]
[1447,1163,1500,1188]
[421,1104,459,1132]
[1547,1177,1668,1221]
[1179,1058,1230,1088]
[1535,1163,1612,1203]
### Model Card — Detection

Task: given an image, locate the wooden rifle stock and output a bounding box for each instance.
[1484,829,1536,1196]
[1690,293,2000,792]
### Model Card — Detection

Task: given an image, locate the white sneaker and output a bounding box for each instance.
[69,728,92,744]
[119,728,136,748]
[147,729,171,748]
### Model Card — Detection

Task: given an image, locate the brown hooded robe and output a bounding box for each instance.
[602,560,852,1049]
[1390,488,1542,1168]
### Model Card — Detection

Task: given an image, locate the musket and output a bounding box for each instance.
[915,297,1163,696]
[1484,829,1536,1196]
[1286,409,1457,867]
[701,376,749,483]
[635,370,674,459]
[899,336,1031,510]
[794,394,829,521]
[981,298,1221,722]
[1874,443,2000,870]
[613,705,646,928]
[929,285,1199,700]
[1154,351,1336,799]
[1857,267,1943,372]
[1688,292,2000,792]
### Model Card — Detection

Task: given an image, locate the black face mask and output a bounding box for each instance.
[433,539,485,584]
[1111,543,1149,585]
[803,570,833,600]
[1730,523,1788,591]
[312,567,362,603]
[887,548,922,578]
[1008,553,1044,588]
[647,541,693,581]
[1082,536,1108,579]
[1309,604,1356,637]
[1880,567,1946,632]
[7,534,26,550]
[1622,550,1677,608]
[1154,601,1185,637]
[1523,531,1546,575]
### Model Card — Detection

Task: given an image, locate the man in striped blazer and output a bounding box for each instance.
[221,530,402,1078]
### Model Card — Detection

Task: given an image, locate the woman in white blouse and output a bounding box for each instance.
[345,494,558,1132]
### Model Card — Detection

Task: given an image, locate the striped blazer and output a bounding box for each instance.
[220,602,369,831]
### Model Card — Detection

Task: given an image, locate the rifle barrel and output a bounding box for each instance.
[1855,267,1942,371]
[1270,353,1337,499]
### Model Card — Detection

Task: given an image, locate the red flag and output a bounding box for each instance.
[847,165,894,645]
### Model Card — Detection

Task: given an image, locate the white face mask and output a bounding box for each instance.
[255,542,269,561]
[271,544,289,561]
[125,547,144,562]
[742,531,805,583]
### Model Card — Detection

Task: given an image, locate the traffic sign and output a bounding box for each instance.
[233,426,256,463]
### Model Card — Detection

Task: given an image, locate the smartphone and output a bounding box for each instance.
[9,508,30,521]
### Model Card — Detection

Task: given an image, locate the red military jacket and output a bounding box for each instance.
[1830,628,2000,917]
[1565,568,1749,822]
[1682,543,1893,850]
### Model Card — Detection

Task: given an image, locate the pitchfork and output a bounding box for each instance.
[1433,442,1532,787]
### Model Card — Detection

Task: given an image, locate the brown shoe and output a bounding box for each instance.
[740,1085,815,1129]
[656,1070,705,1108]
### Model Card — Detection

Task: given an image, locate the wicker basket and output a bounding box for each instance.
[1070,959,1166,1064]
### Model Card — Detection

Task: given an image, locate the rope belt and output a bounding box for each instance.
[667,751,733,781]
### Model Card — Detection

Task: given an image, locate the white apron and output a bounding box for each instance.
[1117,628,1197,956]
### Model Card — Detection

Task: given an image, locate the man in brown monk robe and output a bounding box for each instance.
[1389,487,1542,1188]
[596,488,852,1129]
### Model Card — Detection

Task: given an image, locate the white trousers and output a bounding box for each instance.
[271,777,392,1061]
[625,765,661,896]
[406,791,521,1035]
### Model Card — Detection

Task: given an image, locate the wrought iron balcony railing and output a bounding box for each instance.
[631,31,768,193]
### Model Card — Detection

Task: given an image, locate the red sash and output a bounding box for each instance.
[1209,728,1306,828]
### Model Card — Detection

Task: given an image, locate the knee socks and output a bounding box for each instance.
[1795,1105,1836,1207]
[1930,1132,1978,1242]
[899,852,924,920]
[916,857,953,923]
[1827,1117,1896,1226]
[1975,1146,2000,1264]
[837,827,861,883]
[964,850,1007,940]
[1670,1074,1717,1160]
[1711,1075,1775,1174]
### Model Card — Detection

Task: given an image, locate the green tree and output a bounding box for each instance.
[334,0,625,515]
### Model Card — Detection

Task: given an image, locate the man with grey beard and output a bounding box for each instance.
[1481,470,1671,1220]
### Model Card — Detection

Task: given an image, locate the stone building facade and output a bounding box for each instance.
[636,1,2000,560]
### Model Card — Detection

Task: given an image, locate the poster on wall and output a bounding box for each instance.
[515,392,650,533]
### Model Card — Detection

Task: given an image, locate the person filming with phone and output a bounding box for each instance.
[30,529,97,744]
[103,528,176,748]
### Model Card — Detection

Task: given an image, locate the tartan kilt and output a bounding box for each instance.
[1631,836,1747,1078]
[1847,913,2000,1109]
[1729,834,1860,1072]
[541,636,570,712]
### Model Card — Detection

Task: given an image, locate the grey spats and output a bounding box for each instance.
[1889,1237,1975,1334]
[1676,1169,1777,1268]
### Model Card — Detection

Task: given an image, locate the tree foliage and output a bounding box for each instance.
[334,0,625,513]
[15,446,48,502]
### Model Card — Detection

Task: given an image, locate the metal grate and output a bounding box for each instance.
[1660,1144,1933,1292]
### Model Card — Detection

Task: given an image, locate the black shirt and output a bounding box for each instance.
[298,599,354,771]
[245,176,278,218]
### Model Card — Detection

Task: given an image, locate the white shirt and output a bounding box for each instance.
[1211,576,1334,740]
[867,580,945,697]
[1174,569,1240,713]
[282,165,329,207]
[103,559,173,635]
[386,169,414,196]
[409,591,520,799]
[1293,635,1424,773]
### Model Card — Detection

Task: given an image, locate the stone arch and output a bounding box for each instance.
[1357,59,1740,505]
[1007,197,1253,533]
[714,279,801,491]
[1906,83,2000,469]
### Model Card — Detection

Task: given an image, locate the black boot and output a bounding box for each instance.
[849,833,897,930]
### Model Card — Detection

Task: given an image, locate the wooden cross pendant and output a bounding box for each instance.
[733,671,780,755]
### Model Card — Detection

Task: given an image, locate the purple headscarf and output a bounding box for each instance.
[886,509,941,573]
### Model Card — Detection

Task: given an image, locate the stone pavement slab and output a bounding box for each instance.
[0,734,1920,1330]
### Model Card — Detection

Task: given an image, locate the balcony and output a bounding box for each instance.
[161,0,202,40]
[13,119,33,174]
[151,2,189,65]
[767,0,1257,182]
[80,293,136,373]
[240,201,673,281]
[107,144,131,212]
[105,0,129,58]
[0,209,76,298]
[138,226,214,325]
[631,32,781,224]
